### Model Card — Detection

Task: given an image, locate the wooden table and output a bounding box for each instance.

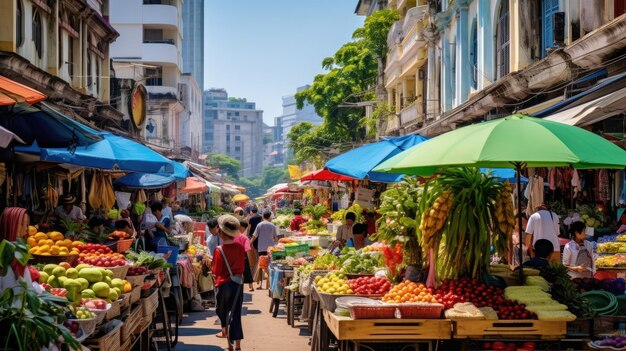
[323,309,452,351]
[452,319,567,339]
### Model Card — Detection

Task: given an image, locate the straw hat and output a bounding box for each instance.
[61,195,76,205]
[218,214,240,237]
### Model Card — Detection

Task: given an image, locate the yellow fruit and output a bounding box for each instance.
[28,247,37,254]
[26,237,37,247]
[50,246,61,255]
[34,233,48,241]
[72,241,82,247]
[46,239,54,246]
[49,232,64,241]
[39,244,50,252]
[38,239,47,246]
[40,252,51,256]
[60,247,69,254]
[62,239,73,248]
[55,240,64,247]
[28,226,37,236]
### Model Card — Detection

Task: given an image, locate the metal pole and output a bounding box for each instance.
[516,163,525,284]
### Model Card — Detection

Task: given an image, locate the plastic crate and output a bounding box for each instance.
[156,245,179,265]
[271,251,286,260]
[285,243,309,257]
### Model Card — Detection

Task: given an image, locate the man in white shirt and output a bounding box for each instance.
[54,195,86,222]
[525,204,561,263]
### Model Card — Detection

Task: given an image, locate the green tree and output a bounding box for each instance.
[239,177,263,199]
[207,153,241,179]
[292,9,399,163]
[261,166,290,190]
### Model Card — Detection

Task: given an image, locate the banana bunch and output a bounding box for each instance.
[419,190,452,247]
[44,185,59,212]
[493,181,516,235]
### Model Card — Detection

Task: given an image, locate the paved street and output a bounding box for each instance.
[176,289,311,351]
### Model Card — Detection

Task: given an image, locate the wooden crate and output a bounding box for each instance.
[121,305,143,341]
[140,289,159,317]
[84,320,123,350]
[323,309,451,341]
[120,337,132,351]
[105,299,122,320]
[453,319,567,339]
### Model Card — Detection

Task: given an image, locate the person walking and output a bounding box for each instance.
[212,214,245,351]
[251,211,278,289]
[525,204,561,263]
[235,219,255,292]
[206,219,222,257]
[247,207,262,282]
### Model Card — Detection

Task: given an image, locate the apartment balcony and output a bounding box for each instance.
[146,85,178,101]
[142,2,179,29]
[142,42,180,67]
[400,102,421,127]
[385,115,400,134]
[403,5,427,33]
[387,20,404,48]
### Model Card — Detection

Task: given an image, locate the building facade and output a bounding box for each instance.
[109,0,184,151]
[377,0,626,137]
[179,73,203,157]
[203,89,264,178]
[182,0,204,90]
[0,0,122,126]
[273,85,323,164]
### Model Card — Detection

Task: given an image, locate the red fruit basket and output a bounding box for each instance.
[396,303,444,319]
[349,304,398,319]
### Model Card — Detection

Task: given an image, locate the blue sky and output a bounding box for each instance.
[204,1,364,125]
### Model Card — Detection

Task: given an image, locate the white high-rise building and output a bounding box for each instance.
[109,0,184,150]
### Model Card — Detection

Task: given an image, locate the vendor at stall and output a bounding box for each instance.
[144,201,172,249]
[563,221,595,278]
[346,223,371,250]
[522,239,553,269]
[54,195,86,222]
[290,209,307,232]
[336,211,355,244]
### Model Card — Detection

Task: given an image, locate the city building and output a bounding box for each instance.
[182,0,204,90]
[0,0,123,126]
[376,0,626,137]
[109,0,185,152]
[179,73,203,158]
[203,89,264,178]
[273,85,323,164]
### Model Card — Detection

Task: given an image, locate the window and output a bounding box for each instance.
[226,146,230,153]
[145,66,162,86]
[95,57,100,94]
[16,0,23,47]
[68,34,74,78]
[87,55,93,88]
[496,0,510,79]
[541,0,559,57]
[144,28,163,41]
[234,125,240,130]
[226,135,230,142]
[235,146,241,152]
[32,10,42,59]
[226,125,230,130]
[235,136,240,141]
[470,19,478,89]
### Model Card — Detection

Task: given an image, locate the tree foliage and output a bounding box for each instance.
[292,9,399,164]
[239,177,263,200]
[261,166,290,190]
[207,153,241,179]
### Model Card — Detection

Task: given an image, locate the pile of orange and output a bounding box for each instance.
[381,281,439,304]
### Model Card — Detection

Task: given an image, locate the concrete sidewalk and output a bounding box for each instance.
[175,289,311,350]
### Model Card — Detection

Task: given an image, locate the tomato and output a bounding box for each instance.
[492,341,506,350]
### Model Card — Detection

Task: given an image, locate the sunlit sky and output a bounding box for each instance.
[204,1,364,125]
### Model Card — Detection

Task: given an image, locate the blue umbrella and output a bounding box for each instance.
[0,103,101,148]
[480,168,528,183]
[325,134,429,182]
[37,133,172,173]
[114,161,192,189]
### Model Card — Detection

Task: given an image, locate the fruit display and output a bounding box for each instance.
[573,277,626,295]
[339,248,384,275]
[381,281,438,304]
[598,242,626,254]
[81,298,108,310]
[76,243,113,255]
[107,230,131,241]
[126,265,148,276]
[39,263,132,303]
[418,168,511,279]
[348,276,391,295]
[68,305,95,319]
[361,242,386,253]
[383,243,403,277]
[78,252,126,267]
[596,254,626,267]
[540,263,594,318]
[492,181,516,253]
[50,287,68,298]
[63,320,82,339]
[435,278,506,309]
[314,272,352,295]
[26,230,82,256]
[590,336,626,349]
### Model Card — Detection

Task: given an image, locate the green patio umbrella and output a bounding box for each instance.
[373,114,626,282]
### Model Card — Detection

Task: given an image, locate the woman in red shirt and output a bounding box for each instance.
[212,214,246,351]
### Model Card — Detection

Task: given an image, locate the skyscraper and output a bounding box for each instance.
[182,0,204,90]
